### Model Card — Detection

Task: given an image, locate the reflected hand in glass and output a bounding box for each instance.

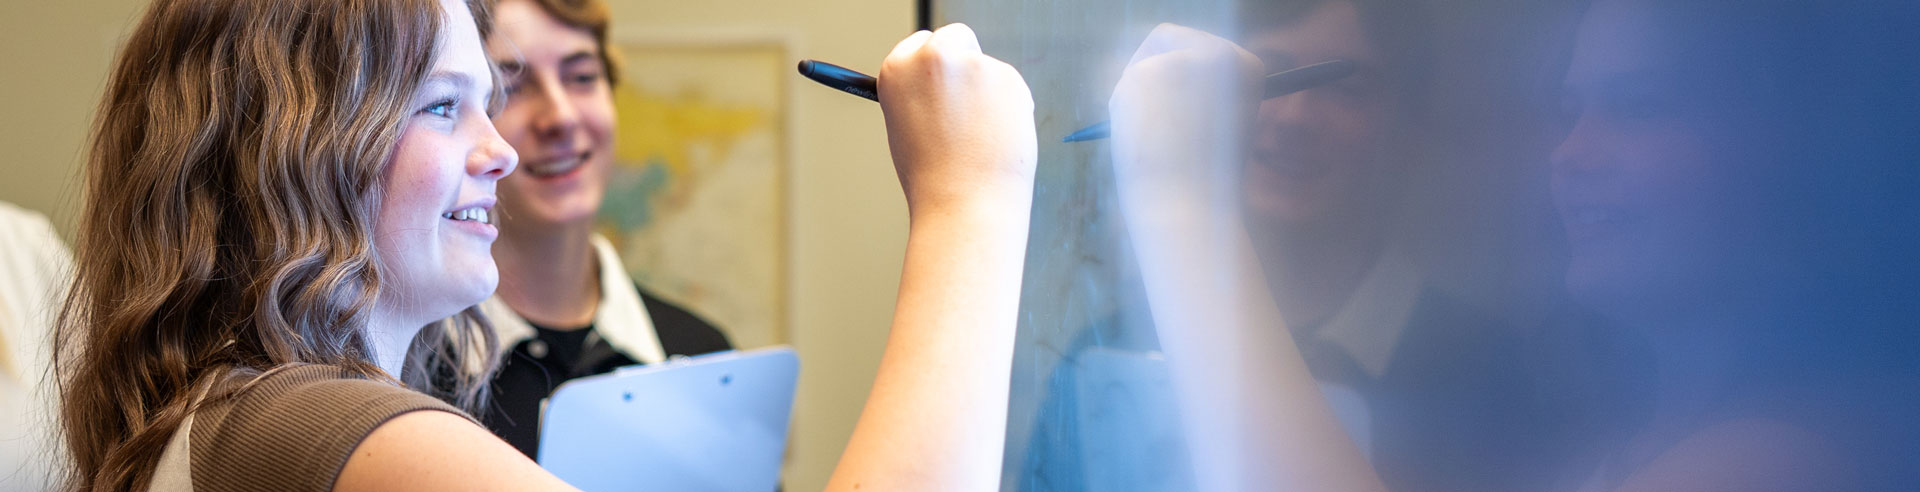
[1107,22,1385,492]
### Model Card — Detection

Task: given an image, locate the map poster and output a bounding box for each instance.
[598,37,789,349]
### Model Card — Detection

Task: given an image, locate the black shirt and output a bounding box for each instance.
[481,284,733,458]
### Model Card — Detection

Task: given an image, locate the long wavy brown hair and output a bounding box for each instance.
[55,0,502,489]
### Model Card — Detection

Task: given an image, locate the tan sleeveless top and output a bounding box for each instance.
[148,365,467,492]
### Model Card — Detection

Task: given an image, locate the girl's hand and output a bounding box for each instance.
[878,23,1038,218]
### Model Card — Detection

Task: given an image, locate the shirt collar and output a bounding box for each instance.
[1312,252,1423,380]
[586,234,667,364]
[480,233,667,369]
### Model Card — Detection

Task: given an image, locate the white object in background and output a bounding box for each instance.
[0,201,74,491]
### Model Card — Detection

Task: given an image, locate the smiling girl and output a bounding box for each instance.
[56,0,1034,489]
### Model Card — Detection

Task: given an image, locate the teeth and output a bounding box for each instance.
[443,207,491,225]
[526,153,587,177]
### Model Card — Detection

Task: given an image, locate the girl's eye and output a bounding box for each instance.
[424,99,457,118]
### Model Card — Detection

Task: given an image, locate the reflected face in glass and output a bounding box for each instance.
[487,0,617,230]
[1241,0,1400,227]
[374,0,518,323]
[1551,0,1780,318]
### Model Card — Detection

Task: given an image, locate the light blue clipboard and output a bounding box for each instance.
[537,346,799,492]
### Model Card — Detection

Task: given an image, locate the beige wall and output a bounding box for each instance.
[0,0,147,238]
[0,0,912,490]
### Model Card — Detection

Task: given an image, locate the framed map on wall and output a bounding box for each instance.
[598,36,791,350]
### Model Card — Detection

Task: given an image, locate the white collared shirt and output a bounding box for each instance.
[1312,252,1423,381]
[477,234,667,370]
[1296,252,1425,458]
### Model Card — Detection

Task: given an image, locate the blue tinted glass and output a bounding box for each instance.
[937,1,1920,490]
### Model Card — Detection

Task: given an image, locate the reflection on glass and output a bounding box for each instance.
[937,0,1920,490]
[1545,1,1920,491]
[1239,3,1540,489]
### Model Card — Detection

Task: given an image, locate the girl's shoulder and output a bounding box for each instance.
[170,364,468,492]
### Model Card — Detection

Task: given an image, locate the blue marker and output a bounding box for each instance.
[795,58,1356,142]
[797,60,878,102]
